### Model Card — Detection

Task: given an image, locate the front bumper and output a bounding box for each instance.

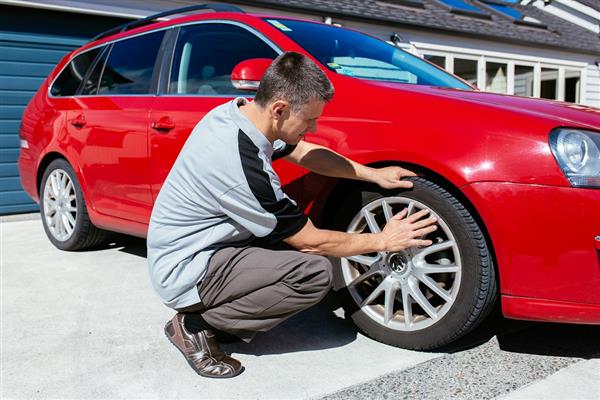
[462,182,600,323]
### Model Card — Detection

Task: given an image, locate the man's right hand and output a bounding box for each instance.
[379,209,438,252]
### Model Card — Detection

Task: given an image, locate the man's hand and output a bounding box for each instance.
[371,166,417,189]
[379,209,437,252]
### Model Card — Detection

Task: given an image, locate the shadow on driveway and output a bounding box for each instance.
[91,234,600,359]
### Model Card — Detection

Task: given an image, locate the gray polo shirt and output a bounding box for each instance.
[147,98,308,309]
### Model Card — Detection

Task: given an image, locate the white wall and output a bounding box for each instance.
[584,63,600,106]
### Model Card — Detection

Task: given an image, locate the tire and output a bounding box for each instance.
[39,158,109,251]
[331,177,497,350]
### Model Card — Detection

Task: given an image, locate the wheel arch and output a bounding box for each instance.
[36,152,94,218]
[36,152,67,197]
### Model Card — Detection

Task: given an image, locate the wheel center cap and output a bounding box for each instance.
[389,254,409,273]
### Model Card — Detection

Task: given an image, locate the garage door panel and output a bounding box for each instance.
[0,91,36,106]
[0,177,25,191]
[0,106,25,120]
[0,121,20,134]
[0,61,55,77]
[0,45,66,64]
[0,190,36,206]
[0,135,21,148]
[0,149,20,163]
[0,76,46,91]
[0,163,19,178]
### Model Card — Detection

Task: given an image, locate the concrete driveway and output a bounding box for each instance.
[2,216,599,399]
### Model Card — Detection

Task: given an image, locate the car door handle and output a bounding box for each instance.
[151,117,175,132]
[70,114,87,128]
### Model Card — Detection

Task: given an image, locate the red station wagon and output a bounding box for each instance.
[18,4,600,350]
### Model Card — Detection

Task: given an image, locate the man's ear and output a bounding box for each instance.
[270,100,289,120]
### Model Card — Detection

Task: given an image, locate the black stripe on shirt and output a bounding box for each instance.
[238,130,307,243]
[272,143,297,161]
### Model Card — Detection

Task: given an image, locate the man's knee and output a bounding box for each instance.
[292,254,333,295]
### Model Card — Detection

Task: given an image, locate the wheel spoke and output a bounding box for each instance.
[348,266,384,288]
[417,274,452,303]
[60,172,67,189]
[401,284,413,329]
[381,200,394,222]
[62,214,73,235]
[408,277,438,320]
[406,201,415,217]
[415,240,455,258]
[50,174,60,197]
[360,278,389,308]
[415,262,460,274]
[66,206,77,213]
[66,212,76,228]
[383,283,398,324]
[362,209,381,233]
[347,254,379,267]
[65,180,73,195]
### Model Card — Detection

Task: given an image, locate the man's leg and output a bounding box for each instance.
[190,246,333,342]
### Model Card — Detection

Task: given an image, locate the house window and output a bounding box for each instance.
[514,65,534,97]
[540,68,559,100]
[454,58,478,86]
[565,70,581,103]
[485,62,507,94]
[424,54,446,69]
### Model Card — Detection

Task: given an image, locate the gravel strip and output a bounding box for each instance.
[318,323,600,400]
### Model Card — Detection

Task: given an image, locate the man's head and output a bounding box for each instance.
[254,52,334,144]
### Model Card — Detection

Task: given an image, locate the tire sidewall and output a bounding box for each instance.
[332,179,491,349]
[40,159,88,251]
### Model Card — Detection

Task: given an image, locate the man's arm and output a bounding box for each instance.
[284,209,437,257]
[285,141,416,189]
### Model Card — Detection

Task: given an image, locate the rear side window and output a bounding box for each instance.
[169,23,278,95]
[96,30,165,95]
[50,47,102,97]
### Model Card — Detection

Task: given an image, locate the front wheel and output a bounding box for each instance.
[332,177,497,350]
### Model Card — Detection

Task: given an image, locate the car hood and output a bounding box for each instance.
[369,81,600,132]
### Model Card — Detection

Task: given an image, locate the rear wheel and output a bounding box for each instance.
[332,177,497,350]
[40,159,109,251]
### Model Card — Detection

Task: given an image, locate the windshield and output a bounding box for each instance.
[265,18,471,90]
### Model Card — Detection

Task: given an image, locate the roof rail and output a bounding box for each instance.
[90,3,244,42]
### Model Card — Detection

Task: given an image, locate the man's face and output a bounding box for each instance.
[272,98,325,145]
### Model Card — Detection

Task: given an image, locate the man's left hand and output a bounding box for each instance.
[371,166,417,189]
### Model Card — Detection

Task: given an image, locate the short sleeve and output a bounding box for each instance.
[272,139,297,161]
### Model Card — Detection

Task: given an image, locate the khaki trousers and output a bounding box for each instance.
[178,246,333,342]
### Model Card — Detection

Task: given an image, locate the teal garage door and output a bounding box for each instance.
[0,5,130,215]
[0,32,85,215]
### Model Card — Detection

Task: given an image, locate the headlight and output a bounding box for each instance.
[549,128,600,188]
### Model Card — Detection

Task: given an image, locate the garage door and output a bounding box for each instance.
[0,32,85,215]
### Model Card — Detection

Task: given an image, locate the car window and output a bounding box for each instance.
[168,23,278,95]
[50,47,103,97]
[95,30,165,95]
[264,18,472,90]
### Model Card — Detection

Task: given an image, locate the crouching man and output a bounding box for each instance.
[147,52,437,378]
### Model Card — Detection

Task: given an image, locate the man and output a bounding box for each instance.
[147,52,437,378]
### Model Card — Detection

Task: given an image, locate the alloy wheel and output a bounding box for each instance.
[341,197,462,331]
[43,169,77,241]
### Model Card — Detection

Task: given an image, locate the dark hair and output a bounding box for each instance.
[254,52,334,112]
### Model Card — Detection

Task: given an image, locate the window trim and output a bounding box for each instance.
[48,20,282,99]
[159,20,282,97]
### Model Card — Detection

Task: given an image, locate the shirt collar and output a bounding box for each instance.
[229,97,274,158]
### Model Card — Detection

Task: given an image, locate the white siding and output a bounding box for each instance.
[583,64,600,107]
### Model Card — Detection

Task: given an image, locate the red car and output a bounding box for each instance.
[18,5,600,350]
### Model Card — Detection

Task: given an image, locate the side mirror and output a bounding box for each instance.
[231,58,273,91]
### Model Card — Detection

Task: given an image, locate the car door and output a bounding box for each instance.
[148,21,305,204]
[66,30,165,223]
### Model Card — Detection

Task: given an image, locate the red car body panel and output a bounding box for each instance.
[18,12,600,324]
